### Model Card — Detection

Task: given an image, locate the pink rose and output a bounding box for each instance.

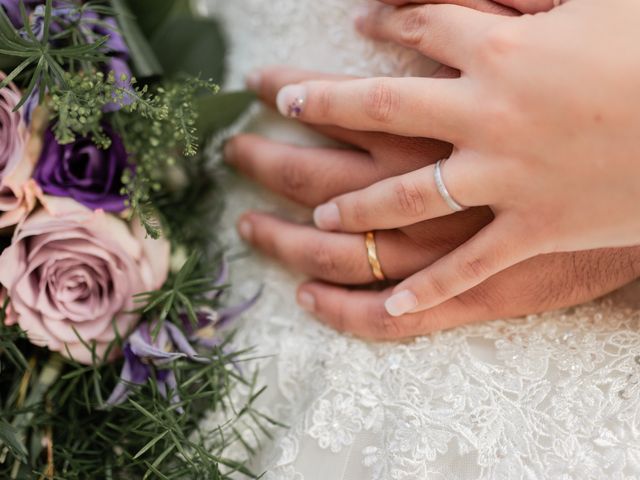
[0,196,170,364]
[0,72,45,229]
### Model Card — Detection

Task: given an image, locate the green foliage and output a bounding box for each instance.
[125,0,188,39]
[150,16,225,83]
[0,332,266,479]
[47,69,222,240]
[152,159,225,252]
[112,77,220,239]
[0,258,268,479]
[111,0,162,78]
[0,1,264,478]
[0,0,111,110]
[134,252,226,337]
[196,91,256,139]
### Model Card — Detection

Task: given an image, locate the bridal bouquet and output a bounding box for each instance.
[0,1,263,478]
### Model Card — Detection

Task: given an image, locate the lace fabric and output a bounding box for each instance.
[194,0,640,478]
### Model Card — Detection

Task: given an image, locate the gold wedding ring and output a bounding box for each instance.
[365,231,386,282]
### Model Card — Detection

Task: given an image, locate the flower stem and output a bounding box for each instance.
[9,354,64,479]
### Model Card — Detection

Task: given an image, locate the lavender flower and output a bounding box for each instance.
[106,321,207,412]
[181,263,263,349]
[106,273,262,410]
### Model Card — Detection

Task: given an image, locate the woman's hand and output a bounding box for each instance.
[227,67,640,340]
[379,0,562,14]
[271,0,640,316]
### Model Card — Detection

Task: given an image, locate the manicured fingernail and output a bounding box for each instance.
[353,5,370,31]
[238,219,253,242]
[297,291,316,312]
[385,290,418,317]
[276,84,307,118]
[246,70,261,91]
[313,203,341,231]
[223,140,235,164]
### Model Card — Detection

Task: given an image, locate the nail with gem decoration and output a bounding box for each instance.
[276,84,307,118]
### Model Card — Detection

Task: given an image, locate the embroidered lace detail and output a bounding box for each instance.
[194,0,640,478]
[192,0,438,90]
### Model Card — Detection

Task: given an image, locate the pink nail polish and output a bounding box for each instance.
[313,203,341,231]
[276,84,307,118]
[385,290,418,317]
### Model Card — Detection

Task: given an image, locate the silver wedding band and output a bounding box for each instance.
[434,159,467,212]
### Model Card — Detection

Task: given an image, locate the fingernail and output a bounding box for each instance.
[223,140,235,164]
[385,290,418,317]
[353,5,370,31]
[246,70,261,91]
[297,291,316,312]
[238,219,253,242]
[276,84,307,118]
[313,203,341,231]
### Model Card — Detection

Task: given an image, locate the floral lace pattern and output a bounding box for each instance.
[194,0,640,478]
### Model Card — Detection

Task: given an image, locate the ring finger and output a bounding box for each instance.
[313,152,491,233]
[238,212,445,284]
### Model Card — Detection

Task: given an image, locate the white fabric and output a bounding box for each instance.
[194,0,640,478]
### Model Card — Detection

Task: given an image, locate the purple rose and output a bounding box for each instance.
[33,126,130,212]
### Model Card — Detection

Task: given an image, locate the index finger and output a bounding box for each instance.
[249,66,383,150]
[377,0,517,15]
[276,77,471,143]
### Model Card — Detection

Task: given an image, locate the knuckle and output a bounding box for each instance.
[482,100,516,143]
[308,241,340,278]
[393,178,428,218]
[428,274,452,300]
[459,254,492,282]
[363,79,399,123]
[398,8,428,48]
[477,24,522,63]
[279,158,307,194]
[316,84,333,119]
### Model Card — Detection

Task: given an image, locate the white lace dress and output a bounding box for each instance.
[194,0,640,478]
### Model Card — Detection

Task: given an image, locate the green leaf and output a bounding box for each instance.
[124,0,181,38]
[110,0,162,78]
[150,16,225,82]
[0,419,28,463]
[196,91,256,141]
[0,57,35,90]
[133,431,169,460]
